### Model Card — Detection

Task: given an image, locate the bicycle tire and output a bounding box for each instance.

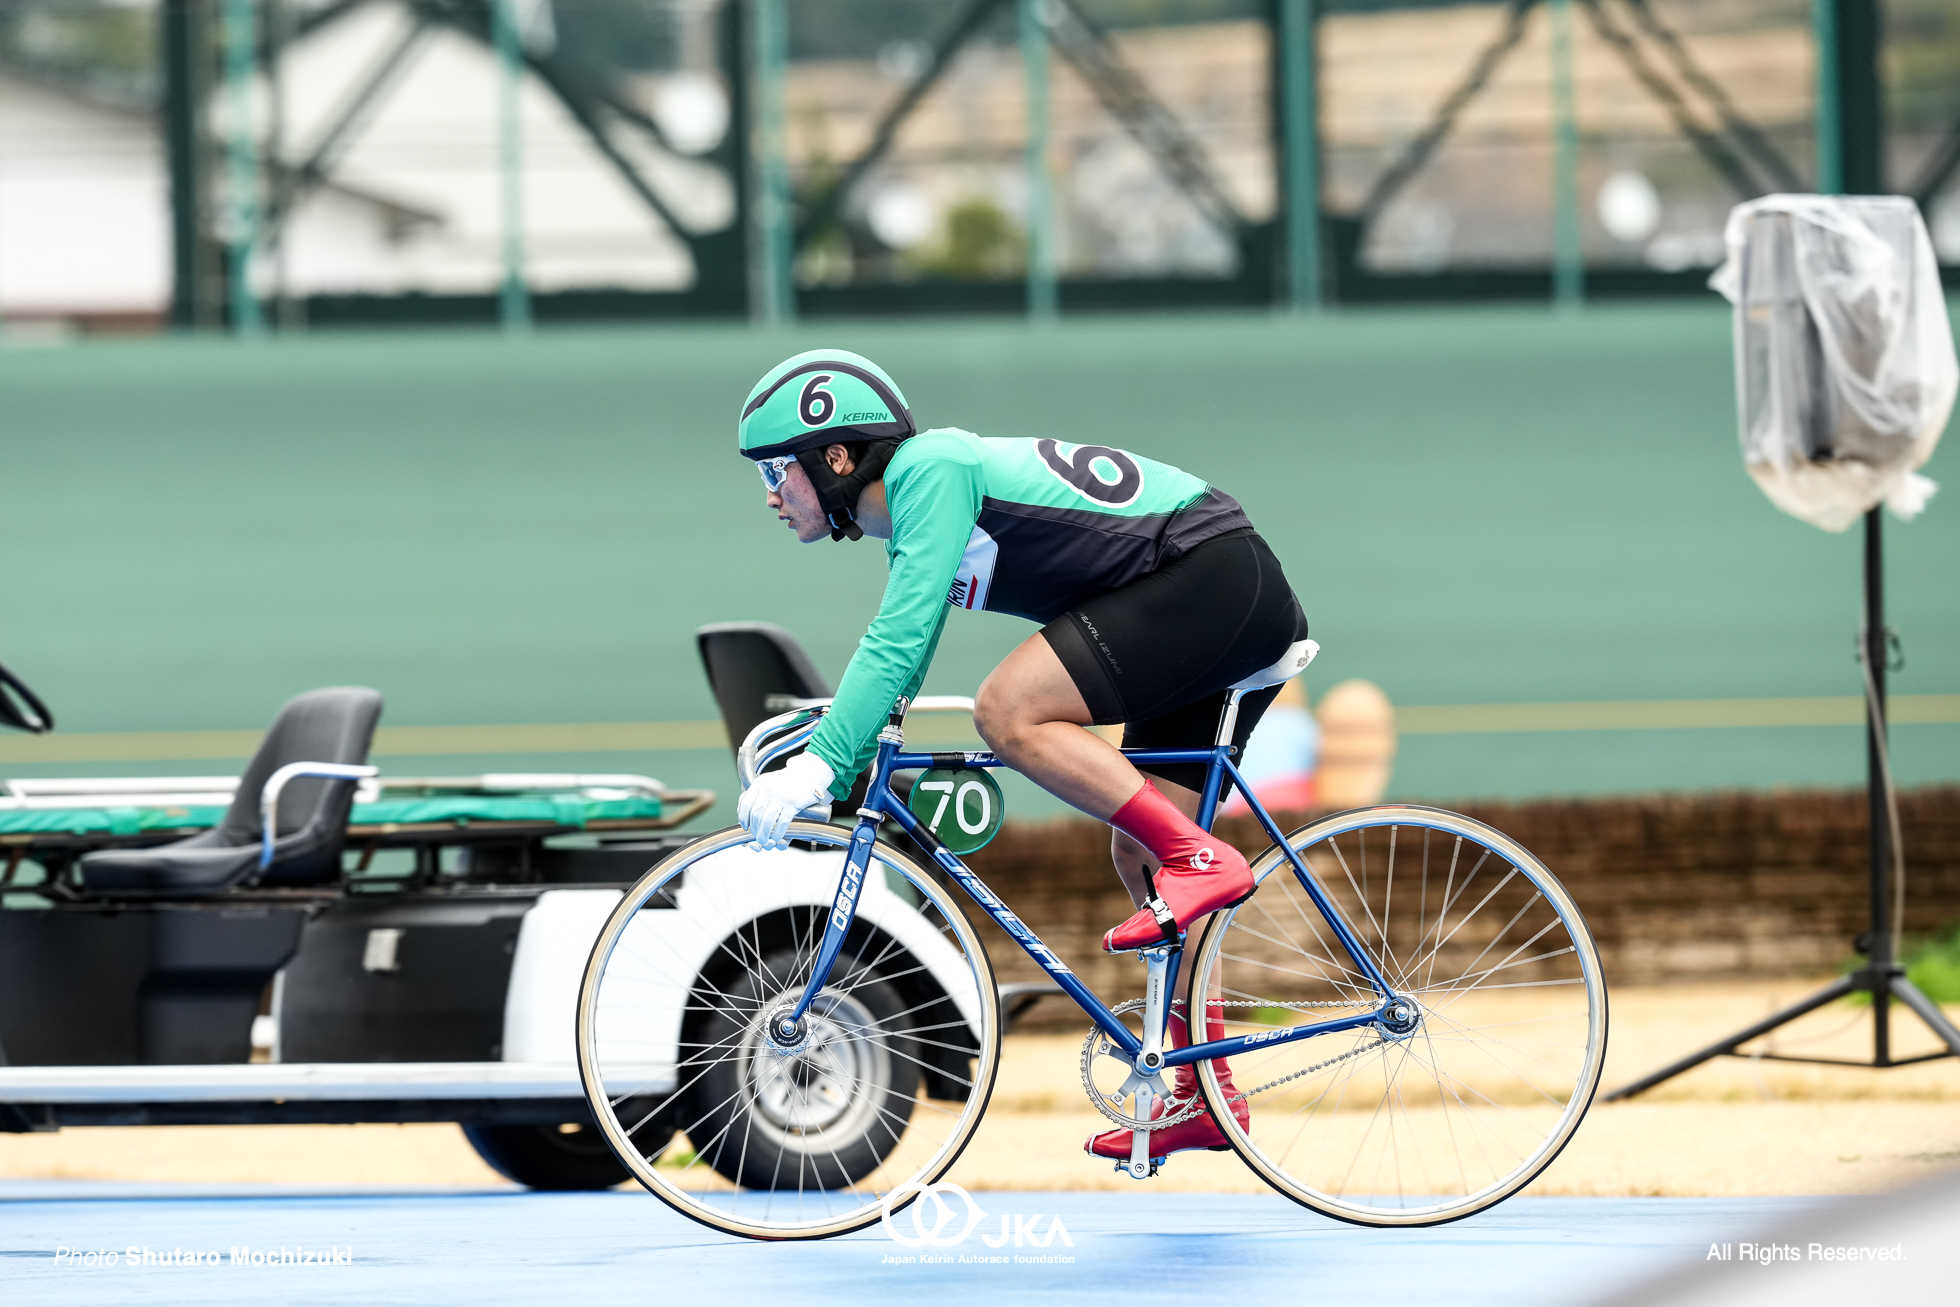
[1187,805,1608,1226]
[576,821,1001,1240]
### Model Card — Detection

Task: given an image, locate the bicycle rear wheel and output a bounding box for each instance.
[576,821,1000,1240]
[1187,806,1607,1226]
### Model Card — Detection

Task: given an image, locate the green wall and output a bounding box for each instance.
[4,303,1954,824]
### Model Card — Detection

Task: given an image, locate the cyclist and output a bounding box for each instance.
[733,349,1308,1161]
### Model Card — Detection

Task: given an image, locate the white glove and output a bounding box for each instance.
[737,751,836,851]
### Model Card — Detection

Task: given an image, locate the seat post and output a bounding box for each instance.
[1214,687,1252,748]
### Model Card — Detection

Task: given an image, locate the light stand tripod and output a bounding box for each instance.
[1606,508,1960,1100]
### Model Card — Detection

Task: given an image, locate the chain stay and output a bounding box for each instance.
[1080,997,1382,1127]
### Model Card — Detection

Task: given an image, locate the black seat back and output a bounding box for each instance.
[0,657,54,733]
[216,687,384,881]
[77,686,383,896]
[695,623,831,757]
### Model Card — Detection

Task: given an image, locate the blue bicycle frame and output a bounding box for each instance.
[781,704,1402,1069]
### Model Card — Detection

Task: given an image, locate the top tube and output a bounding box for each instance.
[886,747,1223,771]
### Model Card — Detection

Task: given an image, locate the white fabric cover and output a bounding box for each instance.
[1709,195,1956,532]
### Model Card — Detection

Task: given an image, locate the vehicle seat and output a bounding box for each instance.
[695,623,908,810]
[696,623,832,753]
[78,687,383,896]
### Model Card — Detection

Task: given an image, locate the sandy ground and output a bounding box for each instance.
[2,980,1954,1196]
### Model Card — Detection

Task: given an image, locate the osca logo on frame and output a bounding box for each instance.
[879,1181,1074,1250]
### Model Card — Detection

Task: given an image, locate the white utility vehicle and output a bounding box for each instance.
[0,627,1032,1189]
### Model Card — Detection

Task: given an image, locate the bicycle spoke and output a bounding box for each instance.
[579,824,999,1238]
[1191,808,1605,1226]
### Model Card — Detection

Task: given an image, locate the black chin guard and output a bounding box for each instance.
[796,441,901,542]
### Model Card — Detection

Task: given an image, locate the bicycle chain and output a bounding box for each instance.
[1079,997,1380,1129]
[1224,1036,1389,1104]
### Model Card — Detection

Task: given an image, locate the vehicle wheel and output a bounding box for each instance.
[1187,805,1609,1226]
[462,1120,672,1191]
[682,947,917,1190]
[578,821,1000,1240]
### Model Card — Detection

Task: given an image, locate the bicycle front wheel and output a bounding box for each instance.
[576,821,1001,1240]
[1187,805,1607,1226]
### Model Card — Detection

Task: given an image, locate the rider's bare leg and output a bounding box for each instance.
[978,636,1246,1154]
[972,634,1146,820]
[976,631,1253,950]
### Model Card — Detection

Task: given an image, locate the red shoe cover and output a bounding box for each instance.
[1085,1079,1249,1158]
[1084,1008,1247,1159]
[1103,783,1253,951]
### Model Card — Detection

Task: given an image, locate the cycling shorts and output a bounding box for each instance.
[1038,529,1308,797]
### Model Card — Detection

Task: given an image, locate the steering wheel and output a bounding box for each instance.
[0,658,54,734]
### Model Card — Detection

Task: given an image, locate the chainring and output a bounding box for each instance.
[1078,999,1206,1131]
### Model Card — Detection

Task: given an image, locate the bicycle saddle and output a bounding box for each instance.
[1229,638,1319,693]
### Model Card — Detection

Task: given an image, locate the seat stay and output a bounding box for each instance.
[1225,754,1399,999]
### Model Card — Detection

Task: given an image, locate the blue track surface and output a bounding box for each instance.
[0,1184,1832,1306]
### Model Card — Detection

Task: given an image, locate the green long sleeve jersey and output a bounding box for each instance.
[807,428,1251,795]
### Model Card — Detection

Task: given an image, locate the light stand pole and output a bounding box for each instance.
[1605,0,1958,1100]
[1606,508,1959,1100]
[1861,506,1895,1064]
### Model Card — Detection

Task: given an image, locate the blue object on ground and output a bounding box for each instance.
[0,1184,1841,1306]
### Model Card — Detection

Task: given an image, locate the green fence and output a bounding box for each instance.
[3,302,1954,824]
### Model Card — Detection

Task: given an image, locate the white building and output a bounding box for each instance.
[0,0,728,326]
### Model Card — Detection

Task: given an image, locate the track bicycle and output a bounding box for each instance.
[576,650,1608,1239]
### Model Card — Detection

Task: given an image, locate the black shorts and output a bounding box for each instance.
[1039,529,1308,796]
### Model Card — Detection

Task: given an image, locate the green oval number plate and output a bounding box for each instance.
[907,767,1004,854]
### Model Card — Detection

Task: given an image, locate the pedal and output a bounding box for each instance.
[1114,1156,1167,1180]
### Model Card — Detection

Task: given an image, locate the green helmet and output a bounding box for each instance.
[737,349,916,460]
[738,349,918,542]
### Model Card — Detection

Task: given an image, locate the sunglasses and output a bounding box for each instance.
[755,455,795,492]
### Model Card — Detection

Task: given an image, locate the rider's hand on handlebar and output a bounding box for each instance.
[737,751,835,851]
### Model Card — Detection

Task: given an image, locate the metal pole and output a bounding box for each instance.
[1813,0,1842,193]
[751,0,793,325]
[1862,506,1893,1063]
[1020,0,1057,323]
[1549,0,1583,309]
[163,0,213,330]
[1816,0,1881,194]
[266,0,293,329]
[1280,0,1320,312]
[221,0,263,334]
[494,0,531,331]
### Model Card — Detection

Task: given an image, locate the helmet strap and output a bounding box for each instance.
[795,441,899,543]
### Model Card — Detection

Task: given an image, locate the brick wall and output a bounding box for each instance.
[957,786,1960,1015]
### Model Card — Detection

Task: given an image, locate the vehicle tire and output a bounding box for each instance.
[578,821,1000,1240]
[1187,805,1608,1227]
[681,947,917,1190]
[462,1120,673,1191]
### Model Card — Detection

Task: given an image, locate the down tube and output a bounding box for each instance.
[879,797,1141,1055]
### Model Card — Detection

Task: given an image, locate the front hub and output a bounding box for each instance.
[760,1003,809,1053]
